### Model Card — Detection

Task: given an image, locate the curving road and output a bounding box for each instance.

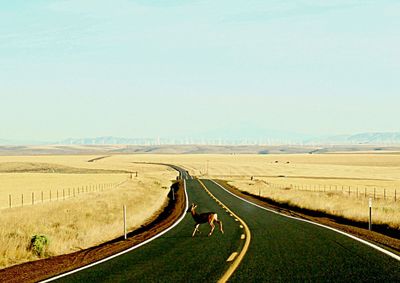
[49,175,400,282]
[203,180,400,282]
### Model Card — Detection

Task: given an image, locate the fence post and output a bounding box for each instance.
[32,192,34,205]
[368,198,372,231]
[63,189,65,200]
[374,188,376,200]
[365,187,367,198]
[22,194,24,207]
[384,188,386,200]
[348,186,350,196]
[9,194,11,208]
[395,189,397,202]
[41,191,43,203]
[123,205,127,240]
[57,190,59,201]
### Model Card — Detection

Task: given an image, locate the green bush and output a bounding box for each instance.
[29,235,50,256]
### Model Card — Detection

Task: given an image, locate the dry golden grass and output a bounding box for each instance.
[123,153,400,194]
[0,173,127,209]
[229,179,400,229]
[2,152,400,268]
[0,155,177,268]
[117,153,400,229]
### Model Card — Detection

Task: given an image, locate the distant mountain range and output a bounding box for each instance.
[57,132,400,145]
[59,137,154,145]
[309,132,400,145]
[1,132,400,146]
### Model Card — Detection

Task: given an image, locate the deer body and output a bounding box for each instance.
[188,203,224,237]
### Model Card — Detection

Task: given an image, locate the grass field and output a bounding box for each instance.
[122,153,400,229]
[1,152,399,269]
[0,155,177,268]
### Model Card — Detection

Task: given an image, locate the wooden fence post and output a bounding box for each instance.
[9,194,11,208]
[41,191,43,203]
[32,192,34,205]
[368,198,372,231]
[123,205,127,240]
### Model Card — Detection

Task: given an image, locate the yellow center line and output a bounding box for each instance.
[197,179,251,283]
[226,252,238,262]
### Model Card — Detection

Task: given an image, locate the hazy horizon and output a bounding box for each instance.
[1,1,399,141]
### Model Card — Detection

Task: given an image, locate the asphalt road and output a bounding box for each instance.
[52,178,400,282]
[203,179,400,282]
[53,179,243,282]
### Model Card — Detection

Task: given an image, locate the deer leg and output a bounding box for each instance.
[208,221,215,236]
[216,219,224,234]
[192,224,200,237]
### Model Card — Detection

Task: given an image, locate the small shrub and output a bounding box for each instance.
[29,235,50,257]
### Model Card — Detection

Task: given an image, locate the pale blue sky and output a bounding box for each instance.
[1,0,399,141]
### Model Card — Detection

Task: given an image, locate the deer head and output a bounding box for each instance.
[187,203,197,213]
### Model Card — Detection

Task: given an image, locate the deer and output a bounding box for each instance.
[187,203,224,237]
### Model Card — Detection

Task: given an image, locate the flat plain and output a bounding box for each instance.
[0,155,177,268]
[127,153,400,229]
[1,150,400,269]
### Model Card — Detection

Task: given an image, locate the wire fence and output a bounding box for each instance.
[4,180,127,210]
[253,178,398,202]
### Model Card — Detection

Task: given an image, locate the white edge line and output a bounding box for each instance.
[41,179,189,282]
[210,180,400,262]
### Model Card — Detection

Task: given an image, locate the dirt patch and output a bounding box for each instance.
[0,181,186,283]
[87,156,110,163]
[215,180,400,255]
